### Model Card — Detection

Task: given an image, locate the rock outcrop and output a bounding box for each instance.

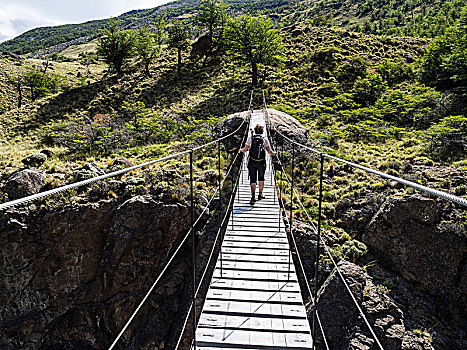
[316,260,408,350]
[215,108,309,147]
[2,169,46,200]
[0,195,191,349]
[363,195,466,297]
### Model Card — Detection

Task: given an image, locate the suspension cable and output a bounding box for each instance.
[108,117,250,350]
[0,117,247,211]
[175,158,243,349]
[272,135,384,350]
[273,155,329,350]
[260,107,329,349]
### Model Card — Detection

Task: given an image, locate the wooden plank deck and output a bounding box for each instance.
[195,112,313,349]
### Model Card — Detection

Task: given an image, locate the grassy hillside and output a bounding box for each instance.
[0,0,294,55]
[1,0,464,56]
[294,0,466,37]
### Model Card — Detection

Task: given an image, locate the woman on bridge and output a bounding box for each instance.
[239,124,277,205]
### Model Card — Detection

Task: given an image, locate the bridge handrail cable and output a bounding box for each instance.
[262,92,385,349]
[108,114,250,349]
[262,103,330,349]
[174,149,245,349]
[0,115,248,211]
[269,118,467,207]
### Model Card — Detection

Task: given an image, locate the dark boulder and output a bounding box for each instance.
[191,34,211,59]
[316,260,405,349]
[0,195,191,349]
[2,169,46,200]
[112,157,134,168]
[21,152,47,168]
[82,162,105,176]
[363,195,465,295]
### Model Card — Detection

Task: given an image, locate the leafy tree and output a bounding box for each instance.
[428,114,467,159]
[418,7,467,92]
[167,20,191,79]
[224,13,284,85]
[196,0,229,53]
[135,13,167,77]
[22,68,60,101]
[375,59,415,86]
[351,72,387,106]
[97,20,135,75]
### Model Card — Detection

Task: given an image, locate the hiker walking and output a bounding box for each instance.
[239,124,277,205]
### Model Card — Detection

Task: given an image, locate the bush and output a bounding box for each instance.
[351,72,387,106]
[375,59,415,86]
[341,239,368,262]
[417,8,467,92]
[428,115,467,159]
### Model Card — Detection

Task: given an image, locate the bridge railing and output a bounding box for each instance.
[262,91,466,350]
[0,91,254,350]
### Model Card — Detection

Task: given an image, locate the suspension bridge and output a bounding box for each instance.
[0,92,466,350]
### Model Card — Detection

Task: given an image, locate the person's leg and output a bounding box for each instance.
[248,163,258,204]
[257,164,266,200]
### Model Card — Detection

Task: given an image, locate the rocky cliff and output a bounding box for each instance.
[0,195,191,349]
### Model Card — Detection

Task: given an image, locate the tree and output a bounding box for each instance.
[135,12,167,77]
[224,14,284,85]
[418,7,467,92]
[22,68,60,101]
[196,0,229,53]
[167,20,191,79]
[97,20,135,75]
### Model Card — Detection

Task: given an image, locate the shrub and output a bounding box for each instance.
[351,72,388,106]
[341,239,368,262]
[428,115,467,159]
[375,59,415,86]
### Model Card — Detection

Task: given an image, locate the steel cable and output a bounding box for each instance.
[273,156,329,350]
[272,136,385,350]
[108,117,250,350]
[0,118,247,211]
[174,158,243,350]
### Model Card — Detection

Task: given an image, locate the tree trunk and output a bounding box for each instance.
[17,81,22,108]
[252,62,258,86]
[177,49,182,79]
[145,61,151,77]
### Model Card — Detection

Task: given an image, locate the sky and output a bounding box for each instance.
[0,0,172,42]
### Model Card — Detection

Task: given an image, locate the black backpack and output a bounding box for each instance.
[249,134,266,161]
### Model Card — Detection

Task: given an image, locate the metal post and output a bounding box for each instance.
[231,158,234,231]
[218,142,221,205]
[288,144,295,280]
[312,153,325,347]
[279,135,282,232]
[190,150,197,350]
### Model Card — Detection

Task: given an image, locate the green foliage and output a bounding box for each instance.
[97,20,136,75]
[197,0,230,51]
[335,55,367,88]
[22,67,61,101]
[351,72,387,106]
[167,19,191,78]
[135,12,167,76]
[428,115,467,159]
[341,239,368,262]
[375,59,415,86]
[225,13,284,85]
[418,7,467,92]
[374,85,442,128]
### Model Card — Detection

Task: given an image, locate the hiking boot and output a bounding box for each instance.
[250,196,256,205]
[258,193,265,200]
